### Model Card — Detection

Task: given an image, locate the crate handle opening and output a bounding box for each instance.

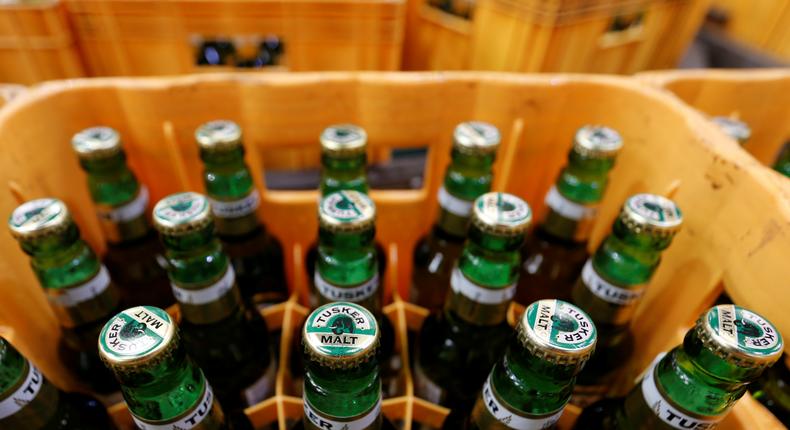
[599,10,647,48]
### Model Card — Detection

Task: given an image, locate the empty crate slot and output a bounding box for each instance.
[193,35,285,68]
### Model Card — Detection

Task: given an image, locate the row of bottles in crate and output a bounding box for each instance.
[2,297,786,430]
[1,117,788,428]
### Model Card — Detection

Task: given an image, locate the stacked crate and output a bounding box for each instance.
[404,0,711,73]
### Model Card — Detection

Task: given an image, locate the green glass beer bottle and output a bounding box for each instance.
[292,301,397,430]
[569,193,682,406]
[751,354,790,424]
[411,121,501,312]
[310,190,397,394]
[71,126,175,309]
[515,125,622,306]
[453,299,597,430]
[312,190,380,309]
[415,192,532,412]
[151,192,275,416]
[574,304,784,429]
[195,120,288,307]
[307,124,386,280]
[0,336,114,429]
[8,198,120,396]
[711,116,751,146]
[773,142,790,178]
[98,306,231,429]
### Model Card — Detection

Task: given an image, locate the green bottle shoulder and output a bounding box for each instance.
[165,246,229,286]
[31,242,102,289]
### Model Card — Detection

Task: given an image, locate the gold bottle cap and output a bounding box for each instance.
[8,198,72,240]
[619,193,682,238]
[518,300,597,366]
[453,121,500,156]
[303,302,380,369]
[195,120,243,152]
[318,190,376,233]
[152,192,213,235]
[71,126,123,160]
[471,192,532,236]
[320,124,367,157]
[573,125,623,158]
[711,117,751,145]
[98,306,179,375]
[696,305,783,369]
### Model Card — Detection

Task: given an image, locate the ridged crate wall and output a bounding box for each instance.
[0,0,85,84]
[0,72,787,429]
[639,68,790,167]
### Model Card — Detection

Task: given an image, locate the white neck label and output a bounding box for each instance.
[438,186,473,217]
[414,361,445,404]
[98,185,149,223]
[544,186,597,221]
[243,357,276,406]
[132,382,217,429]
[304,397,381,430]
[48,265,112,308]
[314,272,379,303]
[581,259,644,306]
[208,190,260,219]
[451,266,516,305]
[641,355,724,429]
[0,363,44,419]
[481,373,564,429]
[171,265,236,305]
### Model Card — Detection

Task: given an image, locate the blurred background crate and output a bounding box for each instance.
[706,0,790,61]
[0,0,85,84]
[403,0,712,73]
[639,68,790,167]
[0,0,406,84]
[67,0,406,76]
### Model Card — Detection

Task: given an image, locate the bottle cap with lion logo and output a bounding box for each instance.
[303,302,380,369]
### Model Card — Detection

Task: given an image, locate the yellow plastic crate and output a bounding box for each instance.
[0,72,786,429]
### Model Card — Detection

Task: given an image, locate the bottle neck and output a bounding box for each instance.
[320,153,368,196]
[22,226,97,288]
[81,153,150,243]
[625,331,756,428]
[120,342,223,426]
[679,326,766,384]
[435,149,495,237]
[0,341,26,394]
[593,221,665,285]
[201,148,261,237]
[571,220,665,326]
[22,229,119,328]
[315,227,379,312]
[540,151,615,242]
[162,228,242,324]
[303,359,382,425]
[446,226,523,325]
[471,338,577,427]
[499,338,579,409]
